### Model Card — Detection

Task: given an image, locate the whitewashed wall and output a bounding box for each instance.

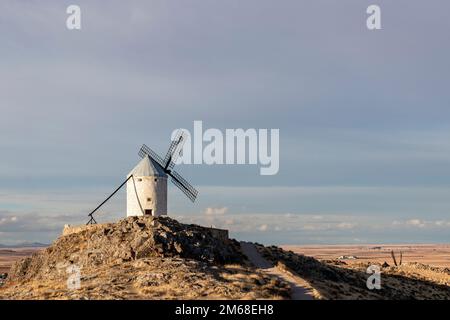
[126,176,167,217]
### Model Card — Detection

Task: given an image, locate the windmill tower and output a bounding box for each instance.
[86,130,198,224]
[126,155,168,217]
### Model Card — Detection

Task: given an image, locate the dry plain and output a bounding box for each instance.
[0,248,43,274]
[281,244,450,268]
[1,244,450,275]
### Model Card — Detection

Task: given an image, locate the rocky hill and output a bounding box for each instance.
[1,215,449,300]
[0,216,290,300]
[257,245,450,300]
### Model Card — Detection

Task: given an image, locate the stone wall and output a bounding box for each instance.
[210,227,229,241]
[62,223,228,241]
[62,224,102,237]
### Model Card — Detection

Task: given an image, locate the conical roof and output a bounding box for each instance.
[128,155,167,178]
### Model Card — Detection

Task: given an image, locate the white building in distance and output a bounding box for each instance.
[126,155,168,217]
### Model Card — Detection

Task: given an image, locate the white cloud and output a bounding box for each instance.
[336,222,357,229]
[302,224,322,231]
[2,184,450,245]
[406,219,426,228]
[204,207,228,216]
[0,216,19,226]
[434,220,450,227]
[391,219,450,229]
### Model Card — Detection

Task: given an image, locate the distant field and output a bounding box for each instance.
[0,248,43,274]
[281,244,450,268]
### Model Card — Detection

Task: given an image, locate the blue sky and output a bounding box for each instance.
[1,0,450,245]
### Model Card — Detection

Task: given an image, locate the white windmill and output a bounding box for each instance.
[126,155,168,217]
[86,130,197,224]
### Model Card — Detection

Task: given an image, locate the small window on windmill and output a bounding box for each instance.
[154,178,157,182]
[138,178,142,182]
[147,197,152,202]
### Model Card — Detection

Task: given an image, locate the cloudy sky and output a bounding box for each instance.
[1,0,449,245]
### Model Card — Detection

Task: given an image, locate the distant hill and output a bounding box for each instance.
[0,242,48,248]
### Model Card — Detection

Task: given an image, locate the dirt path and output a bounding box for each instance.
[240,242,315,300]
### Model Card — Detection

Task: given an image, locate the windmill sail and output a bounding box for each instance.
[138,137,198,203]
[139,144,166,169]
[170,170,198,202]
[164,130,187,170]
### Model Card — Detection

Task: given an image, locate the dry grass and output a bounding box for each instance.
[258,244,450,300]
[0,257,291,300]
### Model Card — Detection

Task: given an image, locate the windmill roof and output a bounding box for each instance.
[128,155,167,178]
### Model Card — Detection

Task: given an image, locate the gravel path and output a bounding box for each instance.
[240,242,315,300]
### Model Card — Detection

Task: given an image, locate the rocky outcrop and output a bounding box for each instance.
[7,216,244,284]
[1,216,293,300]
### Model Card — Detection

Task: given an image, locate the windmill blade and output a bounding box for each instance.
[163,130,183,164]
[171,175,197,202]
[164,130,187,170]
[138,144,166,170]
[169,170,198,202]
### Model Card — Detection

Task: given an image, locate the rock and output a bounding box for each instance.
[1,217,297,300]
[7,216,244,284]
